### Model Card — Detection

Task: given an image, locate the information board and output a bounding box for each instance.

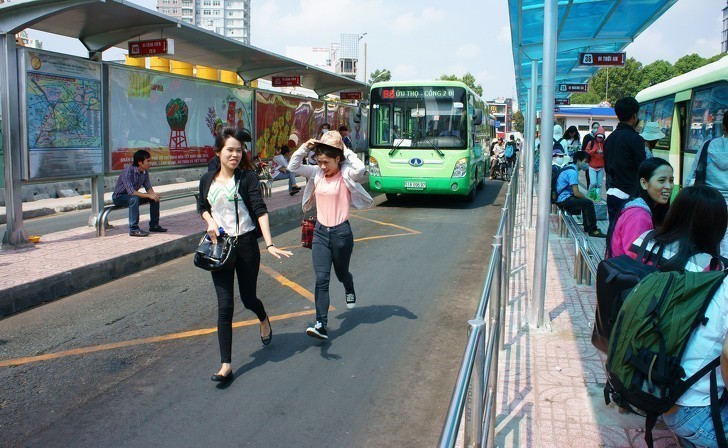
[21,49,103,179]
[108,66,253,170]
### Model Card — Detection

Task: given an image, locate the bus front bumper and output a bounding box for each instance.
[369,176,471,195]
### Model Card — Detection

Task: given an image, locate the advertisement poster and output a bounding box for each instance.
[108,66,253,171]
[327,102,368,153]
[0,90,4,188]
[255,91,325,158]
[23,50,103,179]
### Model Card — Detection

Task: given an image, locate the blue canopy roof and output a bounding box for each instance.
[508,0,678,110]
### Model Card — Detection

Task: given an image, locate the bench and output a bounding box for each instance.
[95,191,200,237]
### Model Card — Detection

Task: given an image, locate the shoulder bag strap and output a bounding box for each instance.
[233,174,241,237]
[695,139,712,186]
[636,230,656,264]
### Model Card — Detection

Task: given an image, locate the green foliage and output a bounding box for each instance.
[513,110,524,133]
[438,72,483,96]
[640,60,678,90]
[674,53,707,75]
[369,69,391,84]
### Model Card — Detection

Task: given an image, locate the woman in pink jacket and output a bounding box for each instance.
[585,126,606,193]
[606,157,674,258]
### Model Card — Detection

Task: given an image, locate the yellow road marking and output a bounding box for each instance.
[0,310,316,368]
[349,214,421,234]
[260,263,316,304]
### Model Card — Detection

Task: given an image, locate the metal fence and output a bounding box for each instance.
[438,159,521,448]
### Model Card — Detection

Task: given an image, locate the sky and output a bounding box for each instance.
[24,0,727,104]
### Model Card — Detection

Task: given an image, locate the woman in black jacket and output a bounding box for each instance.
[198,126,292,383]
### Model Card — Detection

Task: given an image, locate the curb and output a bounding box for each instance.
[0,202,302,317]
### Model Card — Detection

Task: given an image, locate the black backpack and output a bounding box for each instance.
[553,138,565,152]
[591,232,662,354]
[550,164,575,204]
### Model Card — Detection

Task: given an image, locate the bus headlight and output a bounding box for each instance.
[369,156,381,176]
[452,158,468,178]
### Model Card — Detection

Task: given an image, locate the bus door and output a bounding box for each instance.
[675,101,688,185]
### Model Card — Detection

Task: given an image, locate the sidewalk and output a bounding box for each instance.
[0,181,306,317]
[494,187,680,447]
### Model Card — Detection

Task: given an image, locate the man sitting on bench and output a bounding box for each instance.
[112,149,167,237]
[555,151,606,238]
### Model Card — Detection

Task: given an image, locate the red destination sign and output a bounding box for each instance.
[128,39,174,57]
[272,76,301,87]
[340,91,362,100]
[555,98,571,105]
[579,52,626,67]
[558,83,588,93]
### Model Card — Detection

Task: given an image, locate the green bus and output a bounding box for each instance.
[367,81,490,201]
[636,55,728,186]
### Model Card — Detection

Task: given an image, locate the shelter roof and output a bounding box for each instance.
[0,0,367,97]
[508,0,678,110]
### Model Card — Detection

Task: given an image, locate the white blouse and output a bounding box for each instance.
[207,177,255,236]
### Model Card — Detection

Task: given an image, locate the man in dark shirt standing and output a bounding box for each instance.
[603,97,646,225]
[112,150,167,237]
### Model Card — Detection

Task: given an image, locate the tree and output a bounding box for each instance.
[640,60,678,90]
[513,110,524,133]
[674,53,707,75]
[438,72,483,96]
[369,69,391,84]
[571,57,643,104]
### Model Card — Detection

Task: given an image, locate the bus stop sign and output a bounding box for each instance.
[579,52,626,67]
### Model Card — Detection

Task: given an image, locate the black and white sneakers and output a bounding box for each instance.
[306,321,328,339]
[345,292,356,309]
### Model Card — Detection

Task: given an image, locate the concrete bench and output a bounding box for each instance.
[95,191,199,237]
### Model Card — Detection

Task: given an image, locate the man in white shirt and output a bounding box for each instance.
[271,146,301,196]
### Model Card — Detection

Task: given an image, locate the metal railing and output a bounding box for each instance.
[439,159,521,448]
[557,209,603,283]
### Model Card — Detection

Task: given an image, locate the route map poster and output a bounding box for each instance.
[108,66,253,171]
[22,50,103,179]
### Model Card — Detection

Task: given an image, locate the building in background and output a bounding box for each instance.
[15,30,42,49]
[723,0,727,53]
[488,98,513,138]
[157,0,251,44]
[554,105,617,139]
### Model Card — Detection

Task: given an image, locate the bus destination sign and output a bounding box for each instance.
[579,52,626,67]
[380,88,455,100]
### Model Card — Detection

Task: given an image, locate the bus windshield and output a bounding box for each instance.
[369,86,468,149]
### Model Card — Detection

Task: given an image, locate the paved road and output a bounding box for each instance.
[1,181,507,447]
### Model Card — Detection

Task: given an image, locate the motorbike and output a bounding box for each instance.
[494,153,509,182]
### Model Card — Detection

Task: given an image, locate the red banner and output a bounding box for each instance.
[128,39,174,57]
[272,76,301,87]
[579,52,626,67]
[340,91,362,100]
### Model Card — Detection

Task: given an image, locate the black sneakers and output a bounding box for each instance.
[345,292,356,309]
[130,229,149,237]
[149,225,168,233]
[588,229,607,238]
[306,321,328,339]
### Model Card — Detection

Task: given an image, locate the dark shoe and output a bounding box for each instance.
[149,225,168,233]
[130,229,149,237]
[345,292,356,310]
[306,321,328,339]
[260,316,272,345]
[211,371,233,382]
[588,229,607,238]
[289,189,300,196]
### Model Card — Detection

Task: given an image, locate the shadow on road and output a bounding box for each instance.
[233,305,417,377]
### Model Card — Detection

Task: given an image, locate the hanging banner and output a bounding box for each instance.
[108,65,253,171]
[271,76,301,87]
[20,49,103,179]
[579,52,626,67]
[128,39,174,57]
[558,83,588,93]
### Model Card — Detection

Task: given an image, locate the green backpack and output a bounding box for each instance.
[605,270,728,448]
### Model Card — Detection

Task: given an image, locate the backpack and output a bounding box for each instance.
[592,232,663,354]
[504,141,516,158]
[694,139,712,186]
[552,138,564,152]
[550,164,575,204]
[605,270,728,448]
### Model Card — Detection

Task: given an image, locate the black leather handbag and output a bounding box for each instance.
[194,179,240,271]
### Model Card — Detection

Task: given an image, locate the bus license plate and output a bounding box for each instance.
[405,181,426,189]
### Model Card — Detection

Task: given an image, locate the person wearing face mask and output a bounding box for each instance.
[582,121,600,151]
[555,151,606,237]
[604,97,647,226]
[288,131,373,340]
[605,157,674,258]
[585,126,606,195]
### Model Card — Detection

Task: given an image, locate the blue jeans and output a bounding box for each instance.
[273,170,297,191]
[112,194,159,232]
[663,399,728,448]
[312,221,354,326]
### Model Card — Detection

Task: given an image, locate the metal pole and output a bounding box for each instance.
[464,318,486,448]
[488,235,503,446]
[88,52,106,227]
[526,60,538,229]
[1,34,28,246]
[363,42,367,83]
[530,0,558,327]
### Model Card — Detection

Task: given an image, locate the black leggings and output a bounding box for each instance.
[210,231,267,364]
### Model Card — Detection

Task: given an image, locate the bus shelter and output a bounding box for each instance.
[0,0,367,245]
[507,0,678,327]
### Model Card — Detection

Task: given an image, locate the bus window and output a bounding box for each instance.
[638,101,655,133]
[372,103,391,145]
[653,97,674,152]
[688,84,728,152]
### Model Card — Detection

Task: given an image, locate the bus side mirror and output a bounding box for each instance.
[472,109,483,126]
[354,107,362,124]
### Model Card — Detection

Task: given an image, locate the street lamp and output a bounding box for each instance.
[358,33,367,83]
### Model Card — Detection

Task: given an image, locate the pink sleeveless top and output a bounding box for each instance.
[315,171,351,227]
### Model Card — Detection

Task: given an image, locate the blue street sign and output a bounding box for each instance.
[495,120,501,128]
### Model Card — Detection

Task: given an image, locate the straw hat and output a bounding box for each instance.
[640,122,665,142]
[315,130,345,151]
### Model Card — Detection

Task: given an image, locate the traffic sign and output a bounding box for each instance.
[340,91,362,100]
[494,120,501,128]
[272,76,301,87]
[558,83,588,93]
[128,39,174,57]
[579,52,626,67]
[555,98,570,105]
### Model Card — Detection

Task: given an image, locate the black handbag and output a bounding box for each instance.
[194,178,241,271]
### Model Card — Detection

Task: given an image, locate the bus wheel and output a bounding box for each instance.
[385,193,398,202]
[476,175,485,190]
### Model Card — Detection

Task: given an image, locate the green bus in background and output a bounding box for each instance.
[636,55,728,187]
[367,81,491,201]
